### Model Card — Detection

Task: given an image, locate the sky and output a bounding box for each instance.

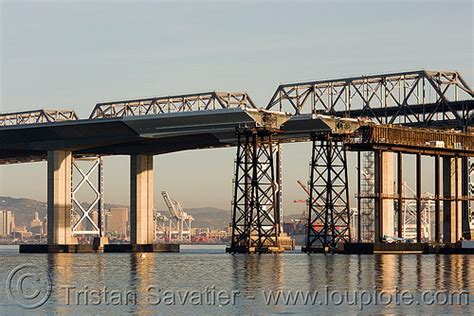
[0,0,472,214]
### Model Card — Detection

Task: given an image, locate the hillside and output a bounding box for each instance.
[0,196,302,230]
[0,196,230,229]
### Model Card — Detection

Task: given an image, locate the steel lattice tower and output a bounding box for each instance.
[303,137,351,251]
[361,152,375,242]
[229,130,282,253]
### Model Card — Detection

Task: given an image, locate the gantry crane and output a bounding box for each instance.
[161,191,194,242]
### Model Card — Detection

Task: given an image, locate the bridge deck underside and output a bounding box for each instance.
[0,110,336,164]
[0,100,472,165]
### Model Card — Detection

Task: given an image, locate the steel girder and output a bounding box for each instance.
[71,157,105,236]
[266,70,473,129]
[230,130,281,252]
[0,109,78,126]
[304,137,351,251]
[90,91,257,119]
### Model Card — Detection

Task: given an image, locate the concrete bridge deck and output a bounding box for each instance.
[0,108,362,164]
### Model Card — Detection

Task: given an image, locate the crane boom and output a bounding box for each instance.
[161,191,180,219]
[297,180,311,196]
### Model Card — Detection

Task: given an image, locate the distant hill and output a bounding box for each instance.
[0,196,301,230]
[0,196,230,229]
[183,207,230,229]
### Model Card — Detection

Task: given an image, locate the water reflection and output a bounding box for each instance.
[231,254,284,294]
[0,250,472,314]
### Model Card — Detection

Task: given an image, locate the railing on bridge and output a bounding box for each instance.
[89,91,257,119]
[266,70,473,128]
[0,109,78,126]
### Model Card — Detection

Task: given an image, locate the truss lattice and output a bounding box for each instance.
[230,130,281,252]
[90,91,257,119]
[304,137,351,250]
[0,109,78,126]
[266,70,473,129]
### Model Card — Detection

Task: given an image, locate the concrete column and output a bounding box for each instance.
[130,155,154,245]
[443,157,462,243]
[375,151,395,241]
[47,150,77,245]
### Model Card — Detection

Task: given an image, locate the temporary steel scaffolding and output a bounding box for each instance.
[229,129,282,253]
[303,137,351,251]
[358,151,375,242]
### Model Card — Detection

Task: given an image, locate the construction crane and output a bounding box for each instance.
[161,191,194,242]
[294,180,324,220]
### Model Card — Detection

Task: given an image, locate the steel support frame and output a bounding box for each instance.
[303,136,351,251]
[229,129,281,252]
[358,151,375,242]
[71,156,105,237]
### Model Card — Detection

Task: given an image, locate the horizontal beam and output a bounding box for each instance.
[330,100,473,128]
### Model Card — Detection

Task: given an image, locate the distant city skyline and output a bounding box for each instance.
[1,1,472,214]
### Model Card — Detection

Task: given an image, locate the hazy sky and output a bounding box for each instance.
[0,0,472,214]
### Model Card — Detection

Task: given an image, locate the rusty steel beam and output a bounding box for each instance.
[0,109,78,126]
[90,91,257,119]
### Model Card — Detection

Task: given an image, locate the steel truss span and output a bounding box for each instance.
[0,109,78,126]
[229,130,282,253]
[304,137,351,251]
[90,91,257,119]
[266,70,473,129]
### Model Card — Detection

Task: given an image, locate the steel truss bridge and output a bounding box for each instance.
[0,70,473,253]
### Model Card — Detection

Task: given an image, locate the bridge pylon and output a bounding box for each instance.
[227,129,284,253]
[302,136,351,253]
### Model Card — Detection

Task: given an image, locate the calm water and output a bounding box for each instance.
[0,245,473,315]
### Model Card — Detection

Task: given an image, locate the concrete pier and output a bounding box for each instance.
[103,154,177,253]
[443,157,463,243]
[130,154,155,245]
[47,150,77,245]
[374,151,395,242]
